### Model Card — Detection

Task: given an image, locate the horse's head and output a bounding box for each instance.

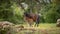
[24,12,31,18]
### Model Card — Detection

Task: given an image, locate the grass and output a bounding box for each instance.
[39,23,56,29]
[16,23,60,34]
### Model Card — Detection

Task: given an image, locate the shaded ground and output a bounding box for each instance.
[16,23,60,34]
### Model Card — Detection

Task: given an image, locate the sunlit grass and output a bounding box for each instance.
[38,23,56,29]
[23,23,56,29]
[17,23,60,34]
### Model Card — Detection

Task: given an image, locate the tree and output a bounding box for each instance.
[41,0,60,23]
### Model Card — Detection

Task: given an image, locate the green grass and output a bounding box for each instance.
[39,23,56,29]
[38,23,60,34]
[17,23,60,34]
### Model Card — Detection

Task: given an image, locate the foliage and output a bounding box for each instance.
[40,0,60,23]
[0,0,14,22]
[0,0,60,23]
[0,0,24,24]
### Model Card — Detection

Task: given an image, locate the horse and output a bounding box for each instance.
[23,12,40,27]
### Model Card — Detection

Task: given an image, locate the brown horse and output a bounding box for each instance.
[24,12,40,27]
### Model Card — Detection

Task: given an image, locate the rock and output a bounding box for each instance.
[14,25,24,31]
[0,21,15,34]
[0,21,15,28]
[56,19,60,27]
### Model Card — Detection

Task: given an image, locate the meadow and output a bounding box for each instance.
[16,23,60,34]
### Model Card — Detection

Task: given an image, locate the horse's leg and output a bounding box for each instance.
[35,18,40,27]
[34,23,36,27]
[34,23,38,27]
[29,24,32,27]
[28,22,33,27]
[29,19,33,27]
[36,24,39,27]
[35,14,41,27]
